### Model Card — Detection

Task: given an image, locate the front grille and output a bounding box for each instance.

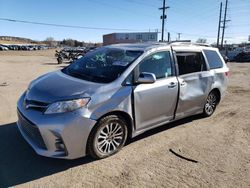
[17,110,47,149]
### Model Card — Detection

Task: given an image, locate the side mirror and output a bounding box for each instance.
[136,72,156,84]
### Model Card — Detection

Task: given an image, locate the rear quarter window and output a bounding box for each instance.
[203,50,224,69]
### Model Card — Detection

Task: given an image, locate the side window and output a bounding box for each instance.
[203,50,224,69]
[125,34,129,40]
[139,51,172,79]
[136,34,142,40]
[176,52,207,75]
[149,34,155,40]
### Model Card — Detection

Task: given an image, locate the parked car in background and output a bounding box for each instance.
[17,42,229,160]
[7,45,19,50]
[0,44,51,51]
[234,51,250,62]
[0,44,9,50]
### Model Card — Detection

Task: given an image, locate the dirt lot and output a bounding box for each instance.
[0,50,249,188]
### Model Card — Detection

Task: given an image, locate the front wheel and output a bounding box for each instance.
[87,115,128,159]
[203,91,219,117]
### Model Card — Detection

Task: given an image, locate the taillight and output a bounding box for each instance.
[225,71,230,76]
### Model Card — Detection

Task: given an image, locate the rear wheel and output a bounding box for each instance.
[203,91,219,117]
[87,115,128,159]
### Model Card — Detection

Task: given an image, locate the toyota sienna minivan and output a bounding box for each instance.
[17,42,229,159]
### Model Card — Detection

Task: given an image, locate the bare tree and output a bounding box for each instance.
[44,37,57,47]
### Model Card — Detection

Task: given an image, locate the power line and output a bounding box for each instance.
[169,1,219,19]
[229,24,250,27]
[167,29,216,38]
[0,17,224,39]
[168,5,222,28]
[0,17,149,32]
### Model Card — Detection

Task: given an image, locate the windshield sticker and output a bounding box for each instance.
[113,61,130,66]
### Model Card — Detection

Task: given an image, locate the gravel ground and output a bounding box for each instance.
[0,50,249,188]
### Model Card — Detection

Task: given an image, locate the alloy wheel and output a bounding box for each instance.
[96,122,124,154]
[204,92,217,115]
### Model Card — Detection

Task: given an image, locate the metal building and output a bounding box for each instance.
[103,32,158,45]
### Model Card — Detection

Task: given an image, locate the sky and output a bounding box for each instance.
[0,0,249,44]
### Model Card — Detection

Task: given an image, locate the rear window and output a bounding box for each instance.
[203,50,224,69]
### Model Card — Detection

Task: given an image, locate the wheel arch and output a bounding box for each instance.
[210,88,221,104]
[86,110,133,158]
[103,111,133,139]
[89,110,134,142]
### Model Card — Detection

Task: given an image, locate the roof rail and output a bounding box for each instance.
[170,41,211,47]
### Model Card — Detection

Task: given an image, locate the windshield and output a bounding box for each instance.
[62,47,142,83]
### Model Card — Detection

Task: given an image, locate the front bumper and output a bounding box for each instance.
[17,93,97,159]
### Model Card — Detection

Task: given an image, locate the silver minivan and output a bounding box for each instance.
[17,43,229,159]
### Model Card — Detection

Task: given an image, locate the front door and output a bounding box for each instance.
[133,51,178,131]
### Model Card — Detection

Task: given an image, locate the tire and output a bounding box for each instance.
[57,56,63,64]
[203,91,219,117]
[87,115,128,159]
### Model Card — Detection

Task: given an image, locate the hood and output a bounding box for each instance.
[26,70,103,103]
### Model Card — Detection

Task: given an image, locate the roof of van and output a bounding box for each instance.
[107,42,217,51]
[107,42,165,51]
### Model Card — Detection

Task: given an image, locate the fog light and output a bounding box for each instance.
[55,141,65,151]
[50,130,68,156]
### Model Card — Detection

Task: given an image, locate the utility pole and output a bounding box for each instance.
[177,33,181,40]
[159,0,169,42]
[167,32,170,42]
[221,0,230,48]
[217,2,222,48]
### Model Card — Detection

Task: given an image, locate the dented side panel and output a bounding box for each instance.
[175,71,213,118]
[211,68,229,101]
[89,86,134,121]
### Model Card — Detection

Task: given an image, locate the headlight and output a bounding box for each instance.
[44,98,90,114]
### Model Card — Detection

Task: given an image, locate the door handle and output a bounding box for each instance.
[180,81,187,87]
[168,82,177,88]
